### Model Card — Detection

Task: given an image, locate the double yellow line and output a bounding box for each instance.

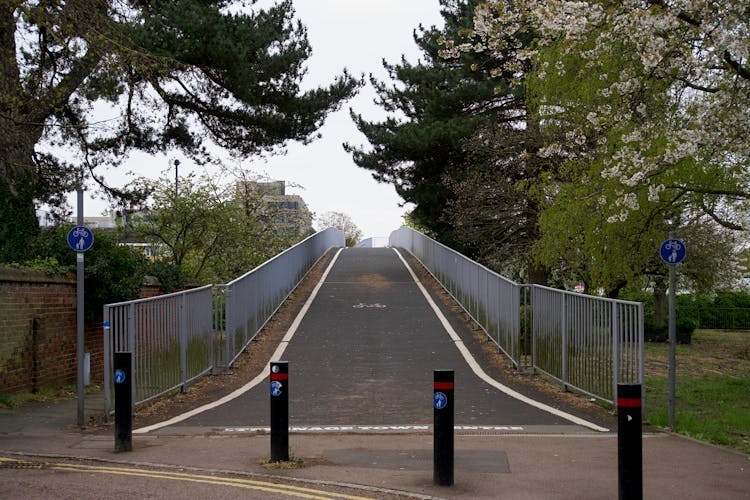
[0,457,374,500]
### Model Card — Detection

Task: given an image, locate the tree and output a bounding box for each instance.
[315,211,363,247]
[344,0,517,251]
[438,1,565,283]
[22,224,148,318]
[0,0,359,262]
[455,0,749,293]
[125,170,309,284]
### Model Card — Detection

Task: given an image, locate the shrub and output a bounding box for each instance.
[14,225,149,318]
[677,318,698,344]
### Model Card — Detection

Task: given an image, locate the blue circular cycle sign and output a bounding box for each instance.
[67,226,94,252]
[660,238,686,265]
[114,369,126,384]
[270,381,283,397]
[434,392,448,410]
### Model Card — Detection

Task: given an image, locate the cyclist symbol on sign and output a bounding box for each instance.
[665,240,681,263]
[271,381,283,397]
[660,238,686,265]
[434,392,447,410]
[73,227,89,250]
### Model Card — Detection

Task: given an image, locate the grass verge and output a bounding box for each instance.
[644,330,750,453]
[0,384,101,409]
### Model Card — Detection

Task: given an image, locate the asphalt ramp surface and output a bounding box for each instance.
[173,248,577,430]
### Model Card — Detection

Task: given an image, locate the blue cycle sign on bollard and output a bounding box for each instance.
[660,238,685,265]
[434,392,448,410]
[67,226,94,252]
[114,369,126,384]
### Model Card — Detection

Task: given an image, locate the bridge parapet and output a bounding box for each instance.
[389,226,644,405]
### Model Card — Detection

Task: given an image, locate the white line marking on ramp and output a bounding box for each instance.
[134,248,344,434]
[392,248,609,433]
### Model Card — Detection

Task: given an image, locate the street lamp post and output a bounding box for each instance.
[174,159,180,200]
[174,159,180,263]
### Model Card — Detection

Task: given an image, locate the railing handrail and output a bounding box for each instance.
[103,227,345,415]
[390,226,518,287]
[105,283,214,308]
[521,282,643,307]
[226,227,342,286]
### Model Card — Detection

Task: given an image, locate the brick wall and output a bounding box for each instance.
[0,269,174,395]
[0,267,105,394]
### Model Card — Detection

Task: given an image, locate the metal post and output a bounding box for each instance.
[270,361,289,462]
[114,351,133,452]
[179,292,187,392]
[561,293,568,388]
[103,314,111,421]
[613,301,621,403]
[618,384,643,500]
[434,369,454,486]
[76,187,85,427]
[668,258,676,429]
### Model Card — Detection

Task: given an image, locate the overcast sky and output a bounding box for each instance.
[72,1,445,238]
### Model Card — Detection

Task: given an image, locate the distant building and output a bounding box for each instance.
[235,180,313,235]
[80,216,117,229]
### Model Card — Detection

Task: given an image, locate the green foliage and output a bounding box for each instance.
[18,224,148,318]
[127,171,309,284]
[1,0,359,260]
[345,0,508,249]
[144,259,183,293]
[623,290,750,336]
[644,329,750,453]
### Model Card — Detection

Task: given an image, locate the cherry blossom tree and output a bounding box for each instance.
[446,0,749,293]
[464,0,749,227]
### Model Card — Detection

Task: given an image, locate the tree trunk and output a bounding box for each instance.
[527,263,548,286]
[653,276,668,327]
[0,119,44,262]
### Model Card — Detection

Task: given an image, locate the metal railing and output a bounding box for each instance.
[389,226,644,404]
[103,228,345,415]
[678,307,750,330]
[103,284,214,414]
[217,228,345,369]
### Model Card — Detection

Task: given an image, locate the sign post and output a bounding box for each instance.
[659,236,685,430]
[67,189,94,427]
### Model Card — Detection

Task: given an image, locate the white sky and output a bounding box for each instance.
[71,1,445,238]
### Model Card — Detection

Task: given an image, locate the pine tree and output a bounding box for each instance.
[344,0,522,250]
[0,0,359,261]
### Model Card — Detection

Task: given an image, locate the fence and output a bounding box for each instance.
[389,226,644,404]
[217,228,345,369]
[103,228,345,415]
[678,307,750,330]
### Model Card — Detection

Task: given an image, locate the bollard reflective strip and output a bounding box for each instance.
[270,373,288,381]
[617,397,642,408]
[434,381,454,390]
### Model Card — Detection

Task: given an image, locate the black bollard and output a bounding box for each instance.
[618,384,643,500]
[114,352,133,452]
[434,369,454,486]
[270,361,289,462]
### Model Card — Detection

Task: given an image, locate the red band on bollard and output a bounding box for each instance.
[434,381,454,390]
[617,397,642,408]
[270,373,288,381]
